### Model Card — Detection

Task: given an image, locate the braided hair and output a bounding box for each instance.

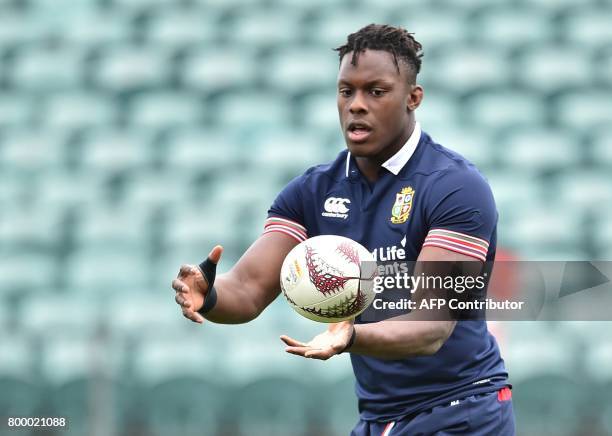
[335,24,424,80]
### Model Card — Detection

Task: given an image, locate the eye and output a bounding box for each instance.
[338,88,352,97]
[370,88,386,97]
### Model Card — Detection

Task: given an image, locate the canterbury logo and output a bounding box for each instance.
[322,197,350,219]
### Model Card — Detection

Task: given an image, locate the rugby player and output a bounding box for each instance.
[172,24,515,435]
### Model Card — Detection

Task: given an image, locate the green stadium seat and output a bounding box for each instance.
[0,128,67,172]
[416,92,460,133]
[264,47,338,94]
[73,205,151,253]
[430,125,495,170]
[0,13,47,46]
[516,44,594,93]
[0,94,33,128]
[512,374,586,436]
[465,90,546,129]
[9,44,84,91]
[193,0,261,8]
[394,8,469,51]
[0,377,42,423]
[497,127,583,172]
[426,45,510,92]
[129,92,202,129]
[229,376,311,436]
[181,47,257,92]
[226,8,303,47]
[553,170,612,211]
[164,128,243,171]
[250,129,332,174]
[146,10,219,49]
[64,248,150,292]
[93,46,171,91]
[590,127,612,165]
[555,89,612,129]
[140,376,223,436]
[502,207,583,254]
[78,128,153,172]
[42,92,117,129]
[0,206,63,252]
[0,254,57,294]
[19,295,102,339]
[310,8,392,48]
[121,170,193,209]
[564,8,612,49]
[472,6,553,51]
[299,92,340,132]
[214,92,292,131]
[36,169,107,209]
[0,334,34,379]
[61,10,132,46]
[112,0,177,11]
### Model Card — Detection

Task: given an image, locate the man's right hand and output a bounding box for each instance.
[172,245,223,324]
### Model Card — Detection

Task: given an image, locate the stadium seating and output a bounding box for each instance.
[1,0,611,434]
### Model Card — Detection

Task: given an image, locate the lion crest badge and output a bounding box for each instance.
[391,187,415,224]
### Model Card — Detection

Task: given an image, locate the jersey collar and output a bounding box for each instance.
[345,122,422,178]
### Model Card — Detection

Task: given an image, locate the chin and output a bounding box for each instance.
[346,141,379,158]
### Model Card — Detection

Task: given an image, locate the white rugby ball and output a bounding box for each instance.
[280,235,376,323]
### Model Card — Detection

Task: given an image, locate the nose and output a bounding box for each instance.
[349,91,368,114]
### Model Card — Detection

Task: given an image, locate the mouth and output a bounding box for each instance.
[347,121,373,143]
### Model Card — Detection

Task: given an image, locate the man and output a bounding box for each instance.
[172,24,515,435]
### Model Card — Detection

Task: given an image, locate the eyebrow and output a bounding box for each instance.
[337,79,395,87]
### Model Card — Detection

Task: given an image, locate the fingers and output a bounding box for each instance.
[280,335,307,347]
[178,264,197,278]
[181,306,205,324]
[172,278,189,293]
[175,294,190,308]
[208,245,224,265]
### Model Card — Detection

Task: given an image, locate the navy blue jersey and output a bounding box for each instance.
[265,124,508,421]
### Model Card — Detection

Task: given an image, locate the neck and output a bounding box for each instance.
[355,120,416,183]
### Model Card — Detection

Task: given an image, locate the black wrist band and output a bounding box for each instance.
[196,257,218,315]
[197,285,217,315]
[341,326,357,354]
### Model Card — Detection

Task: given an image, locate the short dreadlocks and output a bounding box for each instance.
[335,24,424,80]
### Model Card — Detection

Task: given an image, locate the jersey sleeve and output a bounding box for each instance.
[264,175,308,243]
[422,168,497,262]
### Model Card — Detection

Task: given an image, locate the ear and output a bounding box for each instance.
[406,84,424,112]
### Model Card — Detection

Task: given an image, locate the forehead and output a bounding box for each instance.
[337,49,405,84]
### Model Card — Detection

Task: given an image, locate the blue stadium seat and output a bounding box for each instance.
[426,45,510,92]
[42,92,117,129]
[8,44,84,91]
[0,128,67,172]
[497,127,583,172]
[129,92,202,129]
[0,93,33,128]
[472,6,553,50]
[214,92,292,131]
[555,89,612,129]
[516,44,594,93]
[78,128,153,172]
[465,90,546,129]
[181,46,258,92]
[93,46,171,91]
[264,47,338,94]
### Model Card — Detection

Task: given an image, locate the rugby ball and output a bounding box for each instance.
[280,235,376,323]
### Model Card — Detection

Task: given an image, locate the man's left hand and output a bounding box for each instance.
[280,321,355,360]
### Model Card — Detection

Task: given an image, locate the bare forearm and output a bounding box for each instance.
[203,273,279,324]
[349,320,456,359]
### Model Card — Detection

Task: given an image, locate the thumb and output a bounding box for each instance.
[208,245,224,265]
